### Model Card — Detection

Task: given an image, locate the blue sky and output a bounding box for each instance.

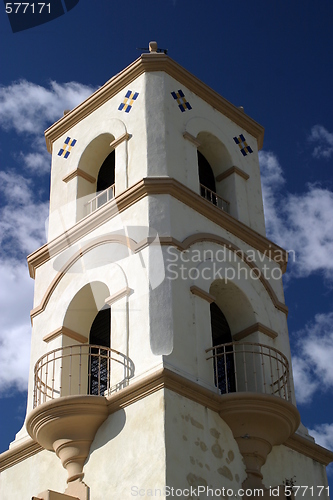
[0,0,333,487]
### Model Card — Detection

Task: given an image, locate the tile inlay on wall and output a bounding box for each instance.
[57,137,77,159]
[118,90,139,113]
[233,134,253,156]
[171,90,192,112]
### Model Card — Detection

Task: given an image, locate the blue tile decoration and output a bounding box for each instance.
[57,137,77,159]
[171,90,192,112]
[233,134,253,156]
[118,90,139,113]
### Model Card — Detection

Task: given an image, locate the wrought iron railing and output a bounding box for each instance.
[33,344,134,408]
[85,184,115,216]
[206,341,291,401]
[200,184,230,213]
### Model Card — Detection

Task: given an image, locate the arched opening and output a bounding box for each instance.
[95,150,115,209]
[210,302,236,394]
[198,150,216,193]
[89,306,111,395]
[198,150,218,206]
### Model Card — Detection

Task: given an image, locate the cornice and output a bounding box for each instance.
[233,322,278,341]
[285,432,333,466]
[190,285,216,303]
[44,54,264,153]
[216,166,250,182]
[62,168,96,184]
[43,326,88,344]
[2,369,332,472]
[27,177,288,279]
[0,437,42,472]
[105,287,133,306]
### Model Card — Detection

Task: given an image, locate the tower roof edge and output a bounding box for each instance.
[44,52,264,153]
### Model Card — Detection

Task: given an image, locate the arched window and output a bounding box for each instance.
[198,151,220,206]
[89,307,111,395]
[210,302,236,394]
[95,150,115,209]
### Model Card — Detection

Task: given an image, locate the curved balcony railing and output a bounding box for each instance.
[85,183,115,216]
[33,344,135,408]
[206,341,291,402]
[200,184,230,213]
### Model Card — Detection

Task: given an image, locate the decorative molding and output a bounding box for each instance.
[285,432,333,466]
[27,177,288,279]
[233,322,278,341]
[62,168,96,184]
[43,327,88,344]
[106,368,333,466]
[190,285,215,303]
[2,369,332,472]
[44,53,264,154]
[105,287,133,306]
[216,166,249,182]
[183,131,201,147]
[0,438,42,472]
[110,132,130,150]
[29,231,288,324]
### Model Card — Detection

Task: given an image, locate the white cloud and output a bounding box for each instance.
[0,78,98,393]
[0,79,96,176]
[0,171,48,393]
[308,423,333,451]
[0,170,48,256]
[0,260,33,392]
[0,80,96,135]
[291,313,333,404]
[309,125,333,159]
[259,151,333,282]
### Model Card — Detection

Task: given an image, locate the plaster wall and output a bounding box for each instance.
[262,445,330,499]
[164,390,246,497]
[0,449,66,499]
[84,390,166,499]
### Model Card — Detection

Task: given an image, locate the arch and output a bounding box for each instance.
[210,302,236,393]
[89,306,111,395]
[97,150,115,193]
[75,118,128,221]
[209,279,257,334]
[63,281,110,340]
[31,235,146,323]
[197,131,233,179]
[198,150,216,193]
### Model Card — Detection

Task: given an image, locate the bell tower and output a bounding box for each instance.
[0,42,332,500]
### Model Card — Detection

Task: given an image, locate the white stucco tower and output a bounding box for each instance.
[1,42,332,500]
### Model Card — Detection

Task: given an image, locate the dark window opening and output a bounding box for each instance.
[89,307,111,395]
[198,151,216,193]
[210,302,236,394]
[97,150,115,192]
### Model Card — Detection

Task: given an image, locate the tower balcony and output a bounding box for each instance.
[27,345,134,498]
[206,341,300,494]
[200,183,230,213]
[206,341,291,401]
[84,183,115,216]
[33,344,134,407]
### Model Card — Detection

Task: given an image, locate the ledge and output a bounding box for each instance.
[62,168,96,184]
[43,326,88,344]
[1,369,332,472]
[27,177,288,279]
[233,322,278,341]
[0,437,42,472]
[216,166,249,182]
